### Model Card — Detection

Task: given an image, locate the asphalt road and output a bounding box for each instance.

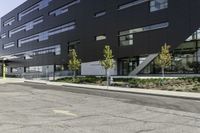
[0,82,200,133]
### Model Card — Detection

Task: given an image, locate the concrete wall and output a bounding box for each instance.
[81,61,117,76]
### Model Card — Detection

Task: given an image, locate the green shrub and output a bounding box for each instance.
[56,76,106,84]
[56,76,200,92]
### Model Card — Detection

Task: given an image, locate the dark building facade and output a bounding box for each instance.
[0,0,200,77]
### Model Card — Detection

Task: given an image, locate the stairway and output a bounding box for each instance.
[129,53,158,76]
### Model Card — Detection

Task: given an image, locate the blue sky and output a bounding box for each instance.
[0,0,27,17]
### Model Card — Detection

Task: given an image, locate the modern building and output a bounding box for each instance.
[0,0,200,78]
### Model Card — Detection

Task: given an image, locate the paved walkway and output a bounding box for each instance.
[1,78,200,100]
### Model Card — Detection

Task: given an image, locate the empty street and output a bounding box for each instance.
[0,82,199,132]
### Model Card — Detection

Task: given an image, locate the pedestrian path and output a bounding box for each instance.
[1,78,200,100]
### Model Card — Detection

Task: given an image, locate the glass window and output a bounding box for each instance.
[119,34,134,46]
[94,11,106,18]
[1,33,6,39]
[119,22,169,46]
[18,22,76,47]
[9,16,43,37]
[150,0,168,12]
[39,31,49,41]
[119,22,169,36]
[118,0,149,10]
[14,45,61,60]
[49,0,80,16]
[3,42,15,49]
[19,0,53,20]
[3,17,15,27]
[95,35,106,41]
[186,29,200,41]
[48,22,75,36]
[55,65,64,71]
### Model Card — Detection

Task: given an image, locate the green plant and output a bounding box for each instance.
[100,45,114,87]
[155,44,172,77]
[68,49,81,82]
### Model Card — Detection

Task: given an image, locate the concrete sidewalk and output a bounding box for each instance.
[1,78,200,100]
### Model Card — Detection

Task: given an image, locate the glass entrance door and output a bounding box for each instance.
[118,58,138,75]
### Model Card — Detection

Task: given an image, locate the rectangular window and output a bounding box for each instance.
[25,66,43,73]
[9,16,43,37]
[118,0,149,10]
[94,11,106,18]
[49,0,80,16]
[150,0,168,12]
[95,35,106,41]
[18,34,39,47]
[2,45,61,60]
[119,22,169,46]
[18,22,76,47]
[3,17,15,27]
[19,0,53,20]
[24,45,61,60]
[120,22,169,36]
[3,42,15,49]
[1,33,6,39]
[48,22,75,36]
[119,34,134,46]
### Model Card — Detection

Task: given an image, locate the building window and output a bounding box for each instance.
[25,66,43,73]
[118,0,149,10]
[9,16,43,37]
[2,45,61,60]
[55,65,64,71]
[119,22,169,46]
[25,65,54,74]
[186,29,200,41]
[94,11,106,18]
[1,33,6,39]
[95,35,106,41]
[18,22,76,47]
[119,33,134,46]
[24,45,61,60]
[48,22,76,36]
[3,17,15,27]
[18,0,53,20]
[68,40,80,53]
[3,42,15,49]
[150,0,168,12]
[49,0,80,16]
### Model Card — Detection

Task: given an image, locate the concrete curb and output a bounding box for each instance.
[22,79,200,101]
[60,85,200,101]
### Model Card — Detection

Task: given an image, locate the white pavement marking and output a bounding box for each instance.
[53,110,78,117]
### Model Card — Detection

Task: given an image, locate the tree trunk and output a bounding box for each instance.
[162,67,165,78]
[105,69,109,87]
[73,71,76,82]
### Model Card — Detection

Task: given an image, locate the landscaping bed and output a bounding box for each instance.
[56,76,200,92]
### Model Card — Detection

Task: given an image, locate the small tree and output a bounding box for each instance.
[155,43,172,77]
[100,45,114,86]
[68,49,81,82]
